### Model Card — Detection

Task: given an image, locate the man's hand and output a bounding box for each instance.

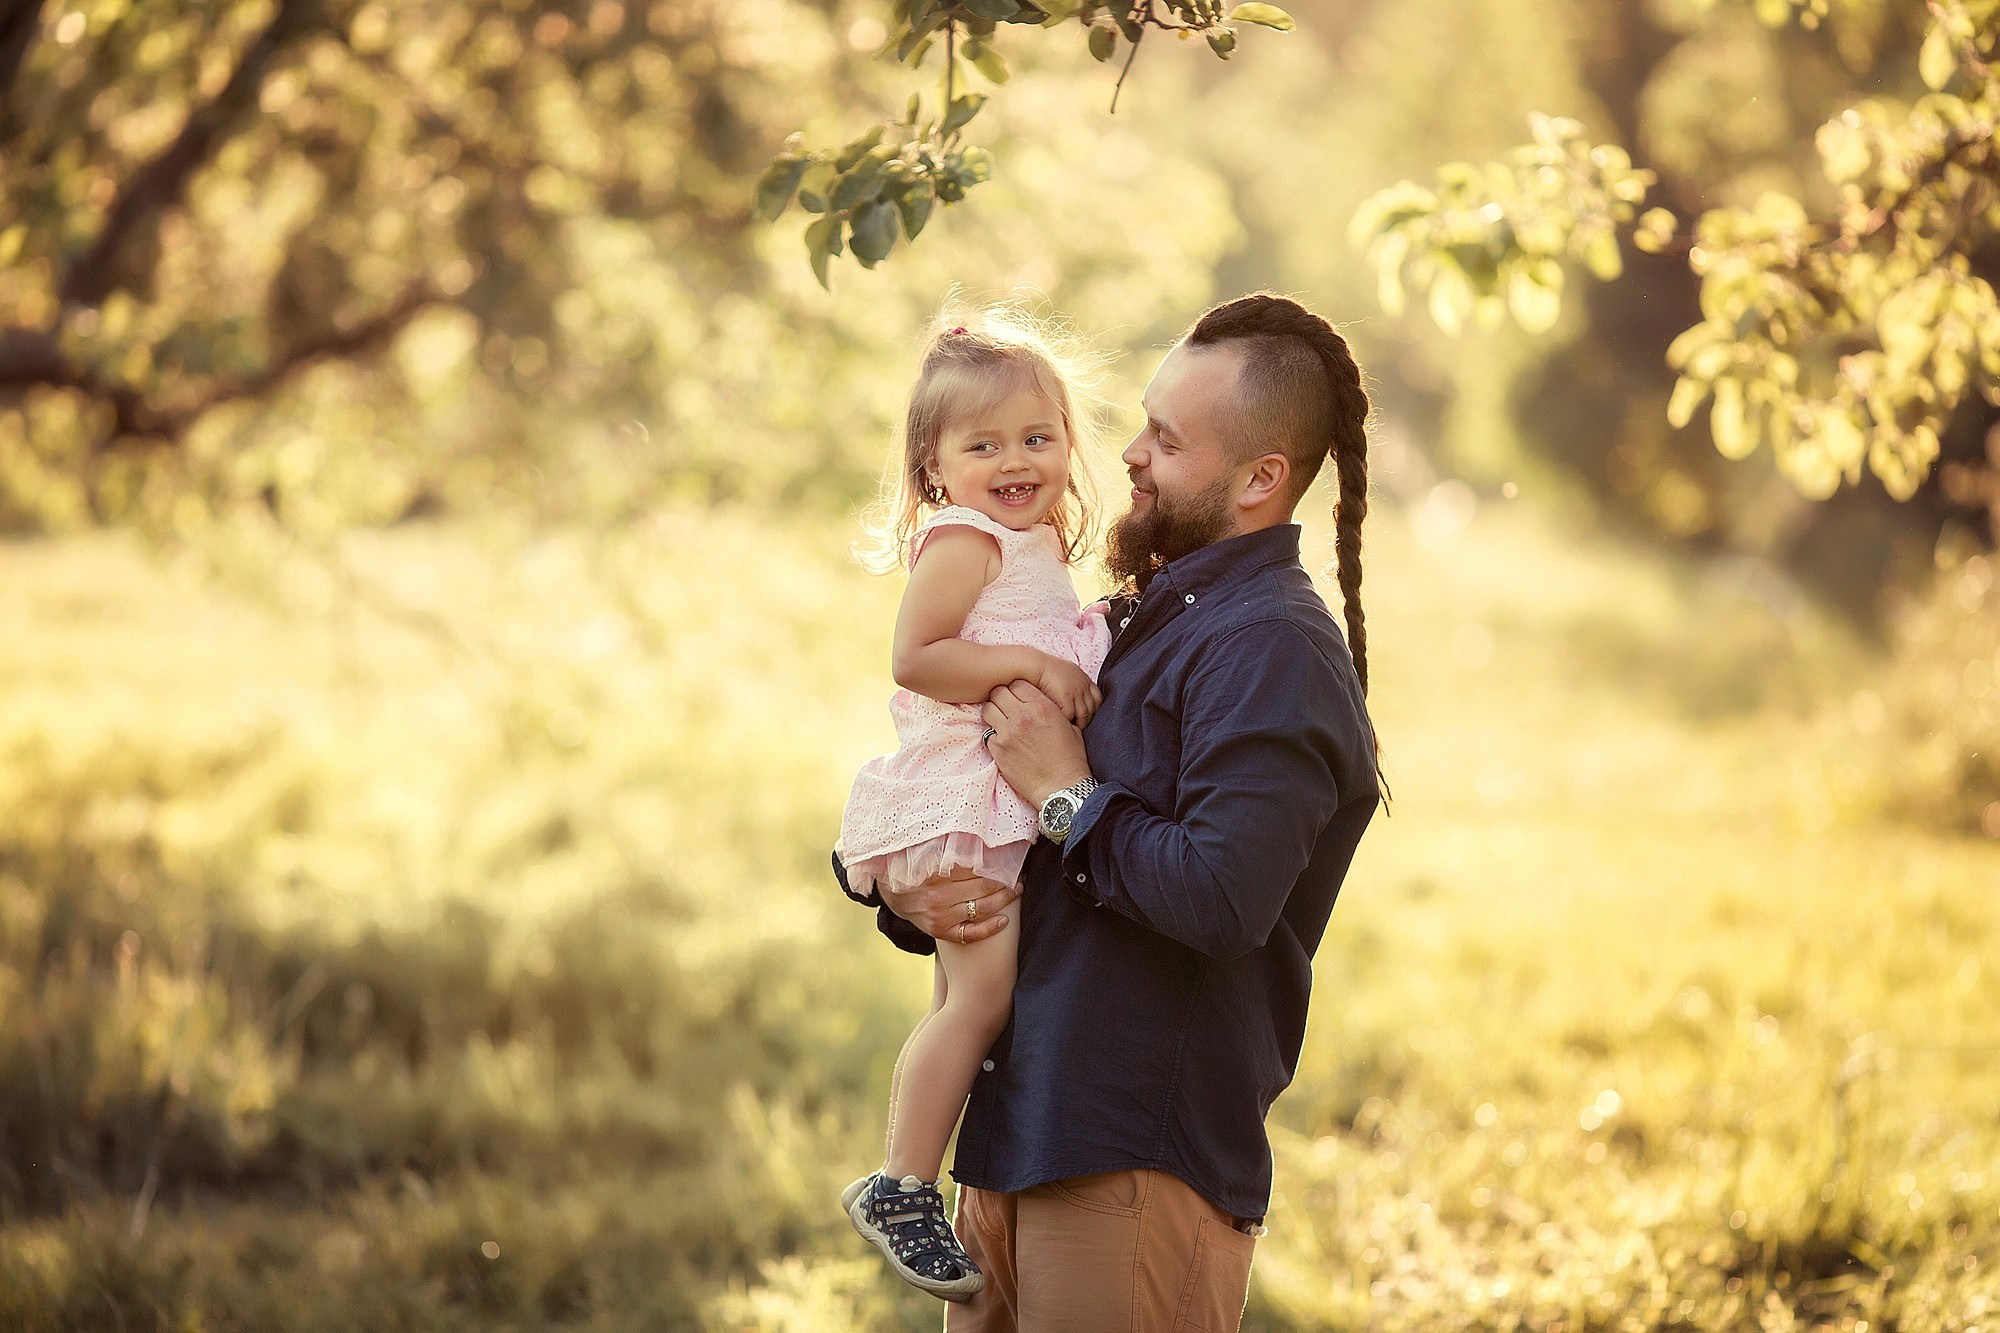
[985,680,1093,810]
[881,867,1021,943]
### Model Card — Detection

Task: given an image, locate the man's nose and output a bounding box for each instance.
[1121,436,1146,469]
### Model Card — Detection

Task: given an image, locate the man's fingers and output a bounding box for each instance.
[975,882,1023,913]
[967,913,1009,942]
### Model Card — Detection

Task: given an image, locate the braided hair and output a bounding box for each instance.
[1186,293,1386,794]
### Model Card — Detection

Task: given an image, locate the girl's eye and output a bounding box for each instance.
[1027,435,1050,448]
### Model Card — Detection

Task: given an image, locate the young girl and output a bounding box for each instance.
[836,310,1111,1301]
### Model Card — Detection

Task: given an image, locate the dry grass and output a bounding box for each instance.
[0,490,1993,1330]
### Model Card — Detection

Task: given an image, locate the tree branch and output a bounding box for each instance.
[1110,28,1141,114]
[1,282,435,452]
[60,0,327,309]
[171,282,436,425]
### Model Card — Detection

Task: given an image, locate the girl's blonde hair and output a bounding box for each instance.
[858,302,1106,574]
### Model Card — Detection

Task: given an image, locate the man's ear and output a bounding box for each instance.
[1238,452,1290,510]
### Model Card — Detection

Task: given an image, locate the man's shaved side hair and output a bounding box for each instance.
[1198,334,1342,499]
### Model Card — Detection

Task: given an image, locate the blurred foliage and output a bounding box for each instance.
[0,0,1256,545]
[1352,0,2000,505]
[1869,544,2000,832]
[4,0,1994,596]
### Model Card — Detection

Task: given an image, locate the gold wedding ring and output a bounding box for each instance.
[955,923,967,945]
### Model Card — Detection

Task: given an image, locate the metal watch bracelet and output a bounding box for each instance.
[1037,778,1100,842]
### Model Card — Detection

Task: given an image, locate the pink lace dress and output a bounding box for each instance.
[840,506,1112,898]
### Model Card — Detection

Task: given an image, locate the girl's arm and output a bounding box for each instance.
[891,525,1048,704]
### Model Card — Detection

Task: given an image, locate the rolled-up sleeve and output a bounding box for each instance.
[1059,621,1346,961]
[831,851,936,956]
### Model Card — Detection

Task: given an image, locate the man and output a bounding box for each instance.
[838,293,1383,1330]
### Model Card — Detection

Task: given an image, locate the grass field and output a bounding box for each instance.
[0,489,1994,1331]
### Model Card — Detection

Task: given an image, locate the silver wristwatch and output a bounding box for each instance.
[1037,778,1100,842]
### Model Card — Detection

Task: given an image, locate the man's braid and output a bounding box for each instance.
[1187,294,1374,699]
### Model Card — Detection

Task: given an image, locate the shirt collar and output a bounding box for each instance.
[1147,523,1303,602]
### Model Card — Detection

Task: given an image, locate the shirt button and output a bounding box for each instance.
[981,1059,995,1072]
[1183,593,1195,604]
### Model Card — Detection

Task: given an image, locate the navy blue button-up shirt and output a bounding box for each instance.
[835,522,1379,1221]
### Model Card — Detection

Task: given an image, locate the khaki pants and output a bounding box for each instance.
[944,1169,1257,1332]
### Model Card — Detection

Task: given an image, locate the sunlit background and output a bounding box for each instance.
[2,0,1996,1328]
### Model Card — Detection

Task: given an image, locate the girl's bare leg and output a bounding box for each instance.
[883,956,951,1167]
[883,911,1020,1182]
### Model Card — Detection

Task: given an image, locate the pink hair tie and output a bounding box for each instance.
[948,325,968,335]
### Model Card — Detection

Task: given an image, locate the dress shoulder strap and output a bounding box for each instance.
[912,505,1020,558]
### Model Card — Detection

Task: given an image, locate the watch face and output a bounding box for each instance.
[1043,796,1075,838]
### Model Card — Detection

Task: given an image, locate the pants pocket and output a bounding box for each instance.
[1171,1215,1256,1331]
[1043,1169,1149,1218]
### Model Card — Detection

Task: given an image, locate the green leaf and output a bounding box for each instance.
[970,42,1010,83]
[961,0,1020,19]
[805,215,843,290]
[834,127,886,173]
[796,161,836,214]
[1427,263,1473,337]
[896,180,936,239]
[898,9,948,61]
[1666,375,1707,429]
[942,93,987,137]
[830,145,897,212]
[1227,3,1294,31]
[1918,23,1956,91]
[1581,229,1623,282]
[1205,27,1236,58]
[850,200,899,267]
[1709,378,1756,460]
[1088,23,1117,60]
[1633,207,1677,255]
[954,145,994,185]
[1506,262,1562,334]
[754,156,810,222]
[1005,0,1050,21]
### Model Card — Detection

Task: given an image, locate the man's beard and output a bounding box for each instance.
[1105,474,1235,595]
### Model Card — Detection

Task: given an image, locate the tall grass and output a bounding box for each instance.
[0,493,1993,1330]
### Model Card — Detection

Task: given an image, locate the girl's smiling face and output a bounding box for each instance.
[930,384,1071,531]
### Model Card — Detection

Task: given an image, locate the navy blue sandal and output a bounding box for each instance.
[841,1171,985,1301]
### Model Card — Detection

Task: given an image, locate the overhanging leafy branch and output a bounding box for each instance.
[757,0,1297,287]
[1349,0,2000,501]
